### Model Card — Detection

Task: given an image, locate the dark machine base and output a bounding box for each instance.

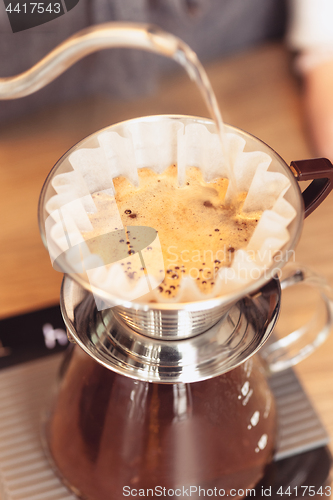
[253,447,332,499]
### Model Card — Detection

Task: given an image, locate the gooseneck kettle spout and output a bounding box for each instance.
[0,23,221,125]
[0,24,177,99]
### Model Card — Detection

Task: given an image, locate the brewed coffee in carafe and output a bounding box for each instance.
[46,300,276,500]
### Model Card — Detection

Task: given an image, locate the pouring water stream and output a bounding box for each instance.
[0,23,232,182]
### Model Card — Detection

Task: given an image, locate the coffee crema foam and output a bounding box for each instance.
[83,165,262,298]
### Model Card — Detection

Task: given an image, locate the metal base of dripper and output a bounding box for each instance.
[60,276,281,383]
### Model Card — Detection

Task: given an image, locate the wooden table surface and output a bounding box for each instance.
[1,42,333,461]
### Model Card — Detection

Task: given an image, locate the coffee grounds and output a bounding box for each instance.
[83,165,261,298]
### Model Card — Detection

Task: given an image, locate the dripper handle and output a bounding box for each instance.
[290,158,333,217]
[260,263,333,373]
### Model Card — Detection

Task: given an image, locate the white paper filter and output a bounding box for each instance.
[45,118,296,304]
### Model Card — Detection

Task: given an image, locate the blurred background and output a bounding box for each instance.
[0,0,333,457]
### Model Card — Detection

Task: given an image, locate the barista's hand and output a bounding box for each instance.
[303,57,333,160]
